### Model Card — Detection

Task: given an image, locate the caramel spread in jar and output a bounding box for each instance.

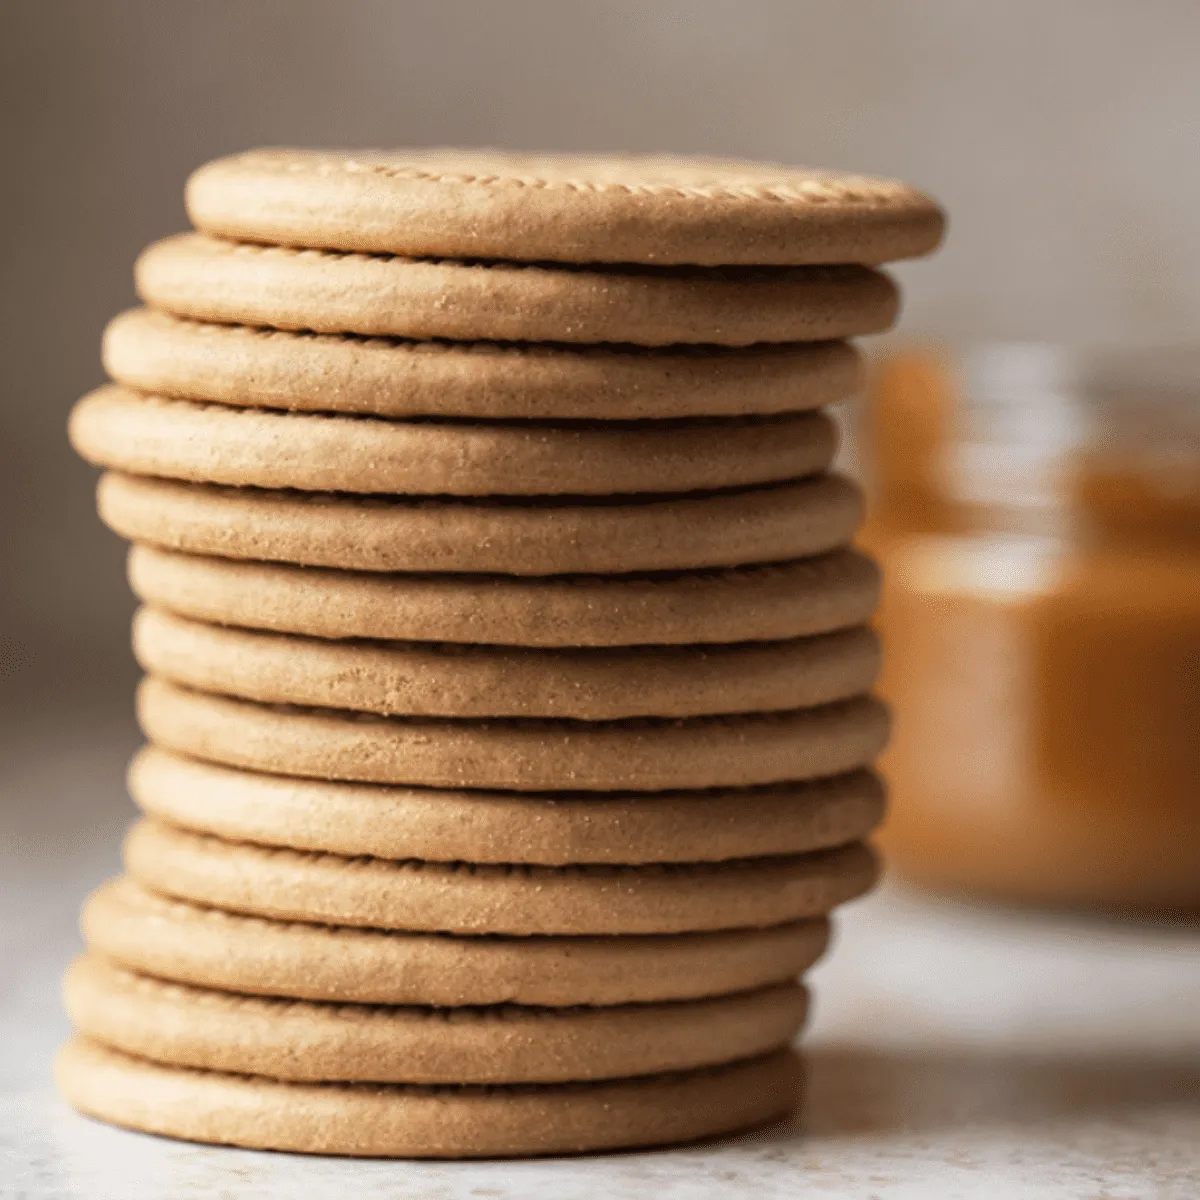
[867,345,1200,911]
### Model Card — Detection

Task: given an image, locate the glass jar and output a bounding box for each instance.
[869,344,1200,913]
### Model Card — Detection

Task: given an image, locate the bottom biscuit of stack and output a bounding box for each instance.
[61,725,881,1156]
[58,1036,803,1159]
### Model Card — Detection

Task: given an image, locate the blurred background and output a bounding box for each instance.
[4,0,1200,723]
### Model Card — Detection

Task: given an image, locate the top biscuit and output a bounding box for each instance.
[186,149,945,267]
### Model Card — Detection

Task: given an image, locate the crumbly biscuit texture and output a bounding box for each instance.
[135,233,899,347]
[70,384,837,497]
[99,472,864,575]
[187,148,945,266]
[83,877,833,1006]
[123,818,879,936]
[136,676,891,791]
[128,747,886,865]
[64,955,807,1084]
[127,544,882,647]
[132,606,881,720]
[103,308,864,420]
[58,1037,803,1157]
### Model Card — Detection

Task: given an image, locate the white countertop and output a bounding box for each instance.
[3,716,1198,1198]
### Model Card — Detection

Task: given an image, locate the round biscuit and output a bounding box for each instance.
[132,606,881,720]
[186,148,944,267]
[136,233,898,347]
[98,472,864,575]
[58,1037,802,1157]
[128,747,886,865]
[83,877,832,1006]
[65,955,807,1084]
[123,819,878,936]
[103,307,864,420]
[137,676,891,792]
[127,543,882,647]
[71,384,837,497]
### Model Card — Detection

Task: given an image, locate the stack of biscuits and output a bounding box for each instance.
[61,150,943,1158]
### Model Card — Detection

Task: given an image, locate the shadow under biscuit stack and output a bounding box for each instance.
[62,150,943,1158]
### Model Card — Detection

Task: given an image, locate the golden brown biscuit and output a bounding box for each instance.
[136,233,899,347]
[103,308,863,420]
[132,606,880,720]
[137,676,891,791]
[70,384,837,496]
[83,877,832,1006]
[58,1037,802,1157]
[123,819,878,935]
[98,472,864,575]
[127,544,882,648]
[186,148,944,266]
[128,747,886,865]
[65,955,807,1084]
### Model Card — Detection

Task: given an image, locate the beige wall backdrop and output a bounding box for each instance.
[2,0,1198,713]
